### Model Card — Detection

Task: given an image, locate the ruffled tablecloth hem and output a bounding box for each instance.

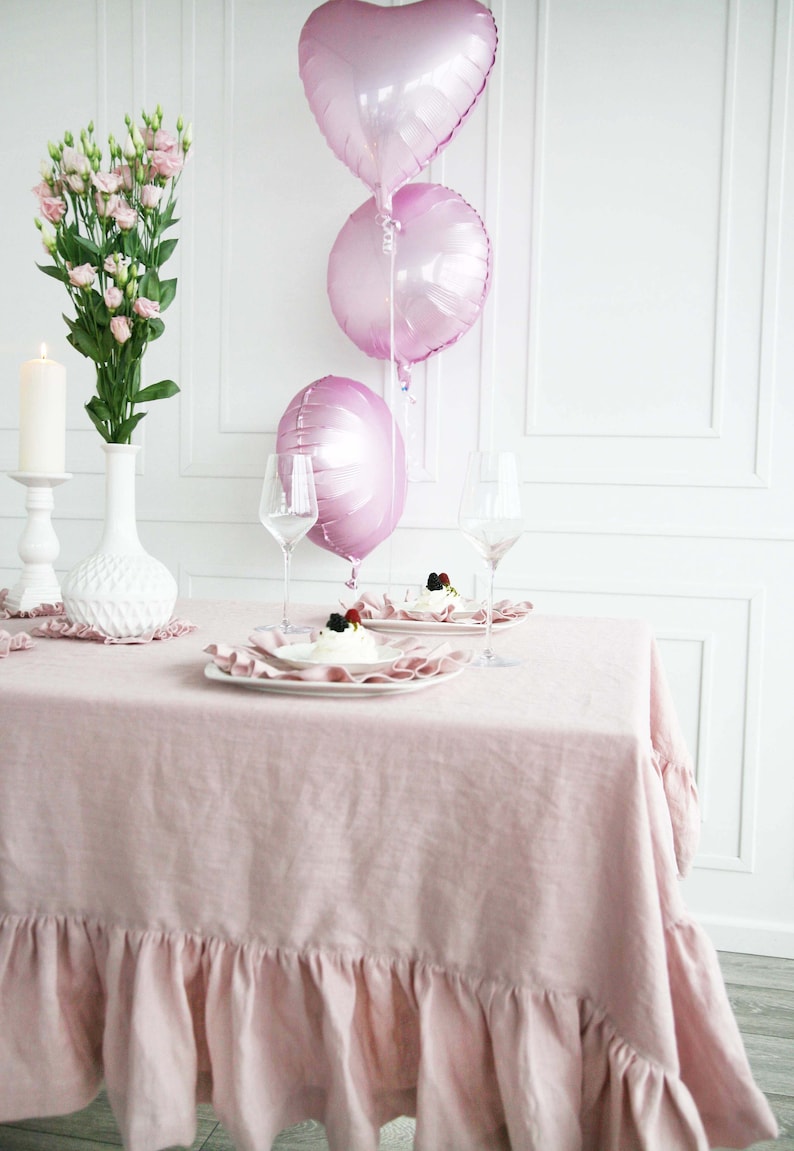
[0,912,777,1151]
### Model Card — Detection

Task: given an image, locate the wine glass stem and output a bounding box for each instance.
[484,559,497,660]
[281,545,293,630]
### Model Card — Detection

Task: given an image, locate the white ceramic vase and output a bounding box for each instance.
[61,443,177,638]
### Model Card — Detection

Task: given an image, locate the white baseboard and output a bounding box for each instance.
[695,913,794,959]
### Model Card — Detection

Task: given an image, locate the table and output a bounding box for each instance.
[0,599,778,1151]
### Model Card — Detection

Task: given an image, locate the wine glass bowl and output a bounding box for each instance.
[459,450,524,667]
[257,452,318,634]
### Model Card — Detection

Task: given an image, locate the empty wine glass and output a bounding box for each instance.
[459,450,524,667]
[257,452,318,634]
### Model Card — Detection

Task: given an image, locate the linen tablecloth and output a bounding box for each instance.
[0,600,777,1151]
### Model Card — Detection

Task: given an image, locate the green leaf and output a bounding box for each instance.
[113,411,146,444]
[147,317,165,341]
[86,395,112,421]
[154,237,178,265]
[85,289,109,323]
[84,401,111,441]
[139,269,160,301]
[66,329,101,362]
[158,278,177,312]
[36,262,68,283]
[127,359,142,400]
[158,200,177,229]
[132,379,180,403]
[73,234,101,259]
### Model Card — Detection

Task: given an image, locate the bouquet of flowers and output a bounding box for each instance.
[33,106,192,443]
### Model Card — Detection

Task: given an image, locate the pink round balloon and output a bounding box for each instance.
[276,377,407,586]
[299,0,498,214]
[327,183,491,385]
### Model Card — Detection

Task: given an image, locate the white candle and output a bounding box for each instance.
[19,346,67,474]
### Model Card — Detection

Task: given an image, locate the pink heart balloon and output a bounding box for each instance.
[327,182,491,387]
[299,0,498,214]
[276,377,407,587]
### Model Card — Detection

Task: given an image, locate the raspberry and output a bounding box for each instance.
[438,572,450,587]
[345,608,362,627]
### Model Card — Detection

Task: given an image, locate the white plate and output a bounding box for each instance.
[270,641,404,674]
[204,661,466,698]
[400,599,481,619]
[361,615,528,636]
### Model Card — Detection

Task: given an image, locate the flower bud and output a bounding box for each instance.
[125,280,137,299]
[177,114,184,133]
[182,122,193,152]
[64,130,74,146]
[47,140,60,162]
[40,223,57,253]
[123,134,137,162]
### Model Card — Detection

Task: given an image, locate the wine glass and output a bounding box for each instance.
[257,452,318,634]
[458,450,524,667]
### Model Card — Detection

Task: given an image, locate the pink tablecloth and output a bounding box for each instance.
[0,600,777,1151]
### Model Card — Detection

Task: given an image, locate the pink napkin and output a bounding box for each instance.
[0,588,63,620]
[31,616,198,644]
[205,628,471,684]
[0,629,35,657]
[350,591,534,625]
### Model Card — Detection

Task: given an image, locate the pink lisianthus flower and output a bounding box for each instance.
[104,285,124,310]
[33,182,68,224]
[92,170,124,195]
[61,145,92,175]
[32,179,52,201]
[143,127,178,153]
[40,195,67,223]
[94,191,120,218]
[67,262,97,289]
[133,296,160,319]
[112,203,138,231]
[149,150,184,179]
[110,315,132,344]
[62,172,88,195]
[140,183,164,209]
[112,164,134,192]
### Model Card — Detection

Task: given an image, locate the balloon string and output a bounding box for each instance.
[379,214,400,597]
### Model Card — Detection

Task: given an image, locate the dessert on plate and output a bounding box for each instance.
[310,608,384,662]
[408,572,467,614]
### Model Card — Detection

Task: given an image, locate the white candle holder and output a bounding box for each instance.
[5,471,72,613]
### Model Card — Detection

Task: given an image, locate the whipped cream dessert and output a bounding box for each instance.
[311,610,381,662]
[410,572,465,613]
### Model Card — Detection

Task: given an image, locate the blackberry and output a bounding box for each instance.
[426,572,443,591]
[325,612,349,632]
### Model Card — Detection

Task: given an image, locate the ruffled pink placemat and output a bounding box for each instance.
[0,588,63,620]
[31,616,198,645]
[349,591,534,625]
[206,627,471,684]
[0,630,35,658]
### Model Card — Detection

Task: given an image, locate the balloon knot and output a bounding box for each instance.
[376,213,401,254]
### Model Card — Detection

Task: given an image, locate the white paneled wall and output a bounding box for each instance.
[1,0,792,957]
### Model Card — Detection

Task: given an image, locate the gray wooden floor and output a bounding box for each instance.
[0,951,791,1150]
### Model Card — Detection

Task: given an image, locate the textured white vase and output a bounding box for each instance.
[61,443,177,638]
